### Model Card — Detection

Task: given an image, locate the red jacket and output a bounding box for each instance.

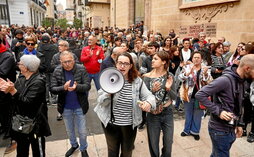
[80,45,105,74]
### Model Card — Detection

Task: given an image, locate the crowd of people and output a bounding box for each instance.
[0,22,253,157]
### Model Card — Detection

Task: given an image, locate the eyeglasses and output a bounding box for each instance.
[58,44,67,47]
[61,60,73,65]
[116,61,130,67]
[26,42,35,46]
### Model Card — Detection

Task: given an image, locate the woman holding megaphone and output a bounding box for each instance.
[94,52,156,157]
[143,51,176,157]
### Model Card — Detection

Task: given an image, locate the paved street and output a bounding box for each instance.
[0,83,253,157]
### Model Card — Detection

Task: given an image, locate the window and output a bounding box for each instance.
[78,0,83,5]
[179,0,240,9]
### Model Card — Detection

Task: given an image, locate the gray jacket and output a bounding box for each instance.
[94,77,156,129]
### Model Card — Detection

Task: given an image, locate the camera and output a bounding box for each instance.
[228,115,238,126]
[216,66,225,71]
[228,119,235,126]
[18,39,24,43]
[18,125,23,131]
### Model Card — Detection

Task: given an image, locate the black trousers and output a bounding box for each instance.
[15,132,45,157]
[102,123,137,157]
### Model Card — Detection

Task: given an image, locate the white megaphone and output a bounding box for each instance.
[99,67,124,94]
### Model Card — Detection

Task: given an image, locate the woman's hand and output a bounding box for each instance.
[152,81,161,92]
[163,100,172,108]
[165,76,173,91]
[0,78,16,94]
[203,66,209,77]
[139,101,151,112]
[233,59,240,65]
[171,63,175,69]
[215,69,223,73]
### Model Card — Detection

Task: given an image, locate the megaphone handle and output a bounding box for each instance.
[110,94,115,122]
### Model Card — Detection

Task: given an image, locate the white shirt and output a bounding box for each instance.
[181,49,191,62]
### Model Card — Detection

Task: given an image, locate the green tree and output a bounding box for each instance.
[73,18,83,29]
[56,18,68,29]
[41,18,54,28]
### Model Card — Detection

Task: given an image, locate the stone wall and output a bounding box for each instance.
[110,0,254,49]
[147,0,254,49]
[88,3,110,28]
[110,0,133,28]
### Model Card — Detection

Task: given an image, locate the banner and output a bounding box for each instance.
[179,23,217,38]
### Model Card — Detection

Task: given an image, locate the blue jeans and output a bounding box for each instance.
[209,127,236,157]
[147,107,174,157]
[183,98,204,134]
[88,72,100,91]
[62,108,88,151]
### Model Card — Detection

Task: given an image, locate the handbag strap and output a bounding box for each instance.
[192,70,201,90]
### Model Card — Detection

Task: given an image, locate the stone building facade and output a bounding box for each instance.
[111,0,254,48]
[0,0,46,26]
[85,0,110,28]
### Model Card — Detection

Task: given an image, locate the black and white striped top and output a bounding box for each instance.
[113,81,133,126]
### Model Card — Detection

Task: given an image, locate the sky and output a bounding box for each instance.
[56,0,66,9]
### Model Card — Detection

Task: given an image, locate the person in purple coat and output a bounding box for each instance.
[196,54,254,157]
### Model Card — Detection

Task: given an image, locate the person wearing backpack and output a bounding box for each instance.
[196,54,254,157]
[37,34,58,105]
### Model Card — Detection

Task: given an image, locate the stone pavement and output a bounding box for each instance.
[1,117,254,157]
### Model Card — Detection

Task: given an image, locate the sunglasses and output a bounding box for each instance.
[26,42,35,46]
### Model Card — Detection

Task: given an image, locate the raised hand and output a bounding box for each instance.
[68,81,77,91]
[64,80,71,91]
[152,81,161,92]
[139,101,151,112]
[165,76,173,91]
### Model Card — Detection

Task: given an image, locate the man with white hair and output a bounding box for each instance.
[51,40,80,121]
[100,46,125,72]
[80,35,105,91]
[51,51,90,157]
[83,31,90,47]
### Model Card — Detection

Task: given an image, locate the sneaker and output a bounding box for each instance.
[4,141,17,154]
[242,130,247,136]
[65,145,79,157]
[190,133,200,141]
[180,132,188,137]
[247,132,254,143]
[81,150,89,157]
[57,114,63,121]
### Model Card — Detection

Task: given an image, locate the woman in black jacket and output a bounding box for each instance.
[0,55,51,157]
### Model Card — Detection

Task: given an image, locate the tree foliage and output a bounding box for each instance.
[41,18,54,28]
[55,18,68,29]
[73,18,83,29]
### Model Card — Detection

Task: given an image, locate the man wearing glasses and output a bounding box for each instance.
[51,51,90,157]
[17,37,46,73]
[51,40,80,121]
